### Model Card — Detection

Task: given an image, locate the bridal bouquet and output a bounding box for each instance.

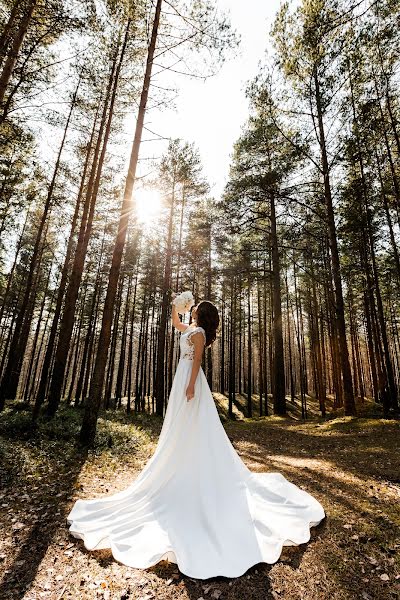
[173,290,195,315]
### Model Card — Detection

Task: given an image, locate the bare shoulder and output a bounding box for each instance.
[188,326,206,345]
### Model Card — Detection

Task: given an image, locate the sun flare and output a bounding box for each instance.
[135,188,162,225]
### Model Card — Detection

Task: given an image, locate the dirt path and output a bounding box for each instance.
[0,407,399,600]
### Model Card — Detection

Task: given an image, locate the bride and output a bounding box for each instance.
[67,297,325,579]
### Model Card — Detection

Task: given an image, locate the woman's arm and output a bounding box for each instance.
[171,302,189,333]
[186,332,205,401]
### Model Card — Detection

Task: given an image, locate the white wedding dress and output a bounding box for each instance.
[67,324,325,579]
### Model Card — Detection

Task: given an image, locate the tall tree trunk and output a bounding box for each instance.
[228,277,235,417]
[168,187,187,394]
[349,67,398,413]
[22,267,52,402]
[257,265,265,414]
[33,102,98,419]
[285,271,295,404]
[0,209,29,328]
[364,288,379,403]
[105,276,124,409]
[0,78,78,409]
[293,258,305,419]
[126,260,139,414]
[27,286,56,402]
[375,149,400,284]
[247,273,252,417]
[80,0,163,445]
[270,194,286,415]
[46,30,127,417]
[75,239,105,405]
[220,289,225,394]
[263,259,269,415]
[0,0,22,62]
[115,276,131,405]
[314,68,356,416]
[0,0,37,114]
[206,223,213,387]
[371,69,400,214]
[155,176,175,416]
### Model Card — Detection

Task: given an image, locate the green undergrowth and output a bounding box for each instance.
[0,403,162,458]
[0,395,397,450]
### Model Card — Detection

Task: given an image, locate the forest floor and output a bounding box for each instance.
[0,396,399,600]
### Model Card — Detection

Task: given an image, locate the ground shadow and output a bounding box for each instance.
[145,529,320,600]
[148,558,277,600]
[225,418,400,483]
[0,427,88,600]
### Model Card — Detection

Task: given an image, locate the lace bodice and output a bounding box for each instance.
[180,326,206,360]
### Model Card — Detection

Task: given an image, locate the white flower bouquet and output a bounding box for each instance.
[173,290,195,315]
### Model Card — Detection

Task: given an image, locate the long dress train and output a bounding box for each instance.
[67,325,325,579]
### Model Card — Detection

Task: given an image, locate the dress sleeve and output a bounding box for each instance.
[187,327,206,345]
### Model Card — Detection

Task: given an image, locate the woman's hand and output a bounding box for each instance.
[171,299,188,332]
[186,384,195,402]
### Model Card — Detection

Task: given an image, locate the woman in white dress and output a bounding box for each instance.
[67,299,325,579]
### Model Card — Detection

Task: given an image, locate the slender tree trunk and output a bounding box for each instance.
[349,67,398,413]
[155,178,175,416]
[263,259,269,415]
[0,0,37,114]
[167,186,187,393]
[127,261,139,414]
[220,289,225,394]
[206,223,213,387]
[22,267,52,402]
[314,68,356,416]
[364,289,379,403]
[33,101,98,418]
[28,287,56,402]
[285,272,295,404]
[293,258,305,419]
[135,292,147,412]
[228,277,235,417]
[75,239,105,405]
[0,0,22,62]
[115,276,131,405]
[105,276,124,409]
[65,289,87,404]
[0,209,29,328]
[270,194,286,415]
[46,31,127,417]
[371,70,400,214]
[375,149,400,283]
[247,273,252,417]
[257,266,264,414]
[310,261,326,416]
[0,78,78,409]
[79,0,163,445]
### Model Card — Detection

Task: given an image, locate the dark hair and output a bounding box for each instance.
[195,301,220,347]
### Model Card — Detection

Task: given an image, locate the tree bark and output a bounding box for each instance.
[33,98,98,418]
[46,29,127,417]
[314,68,356,416]
[155,175,175,416]
[0,0,37,113]
[80,0,163,445]
[0,76,78,409]
[270,194,286,415]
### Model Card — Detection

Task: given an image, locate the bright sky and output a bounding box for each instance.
[145,0,282,199]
